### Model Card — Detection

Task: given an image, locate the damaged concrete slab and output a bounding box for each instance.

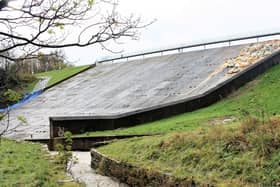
[7,44,262,139]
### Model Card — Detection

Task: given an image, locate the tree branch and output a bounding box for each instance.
[0,0,152,61]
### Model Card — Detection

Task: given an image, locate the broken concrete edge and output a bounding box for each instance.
[49,50,280,138]
[25,134,159,151]
[91,148,213,187]
[42,64,96,92]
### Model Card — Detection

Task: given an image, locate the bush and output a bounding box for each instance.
[18,73,37,83]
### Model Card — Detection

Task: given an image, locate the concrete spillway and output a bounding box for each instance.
[9,44,249,139]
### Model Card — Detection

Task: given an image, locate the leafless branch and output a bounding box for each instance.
[0,0,153,61]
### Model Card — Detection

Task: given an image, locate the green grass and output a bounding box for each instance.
[22,79,39,94]
[80,63,280,137]
[98,117,280,186]
[0,139,82,187]
[35,65,91,87]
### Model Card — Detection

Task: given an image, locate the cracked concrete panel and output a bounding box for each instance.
[8,44,247,140]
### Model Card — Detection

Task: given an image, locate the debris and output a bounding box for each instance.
[225,40,280,74]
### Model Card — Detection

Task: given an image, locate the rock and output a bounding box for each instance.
[238,56,248,62]
[238,61,250,67]
[251,52,258,57]
[225,59,235,68]
[249,47,257,53]
[264,51,271,56]
[225,40,280,75]
[228,67,240,74]
[273,44,279,50]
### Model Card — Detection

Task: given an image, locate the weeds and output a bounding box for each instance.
[99,114,280,186]
[55,131,77,173]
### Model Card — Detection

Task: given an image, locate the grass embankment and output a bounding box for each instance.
[99,117,280,186]
[35,65,91,87]
[0,139,82,187]
[96,64,280,185]
[24,79,39,93]
[81,63,280,137]
[19,65,91,94]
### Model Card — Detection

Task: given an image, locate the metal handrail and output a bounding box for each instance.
[96,32,280,63]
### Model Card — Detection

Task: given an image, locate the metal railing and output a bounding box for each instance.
[96,32,280,63]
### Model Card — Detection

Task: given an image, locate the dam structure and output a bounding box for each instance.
[7,34,280,140]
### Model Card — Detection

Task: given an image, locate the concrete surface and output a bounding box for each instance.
[8,44,247,140]
[33,76,51,92]
[47,149,128,187]
[71,152,128,187]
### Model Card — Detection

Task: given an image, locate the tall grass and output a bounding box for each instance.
[99,115,280,186]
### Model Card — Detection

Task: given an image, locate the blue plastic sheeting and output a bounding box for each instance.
[0,90,42,113]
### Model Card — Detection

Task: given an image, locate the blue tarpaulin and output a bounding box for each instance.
[0,90,42,113]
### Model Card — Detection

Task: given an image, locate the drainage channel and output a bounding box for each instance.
[70,151,128,187]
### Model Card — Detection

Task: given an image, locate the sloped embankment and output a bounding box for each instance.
[96,117,280,186]
[94,59,280,186]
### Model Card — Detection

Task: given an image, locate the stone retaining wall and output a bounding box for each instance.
[91,149,212,187]
[48,134,157,151]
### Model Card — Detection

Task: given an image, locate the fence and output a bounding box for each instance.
[97,32,280,63]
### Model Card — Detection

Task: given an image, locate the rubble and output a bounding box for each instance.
[225,40,280,74]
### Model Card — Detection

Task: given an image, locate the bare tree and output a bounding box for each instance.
[0,0,150,61]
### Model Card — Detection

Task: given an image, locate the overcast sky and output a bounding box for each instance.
[65,0,280,65]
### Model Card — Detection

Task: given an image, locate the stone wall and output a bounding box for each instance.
[91,149,212,187]
[48,134,157,151]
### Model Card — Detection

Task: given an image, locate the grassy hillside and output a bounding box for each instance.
[35,65,91,87]
[81,63,280,137]
[0,139,82,187]
[18,65,91,95]
[99,117,280,186]
[95,64,280,186]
